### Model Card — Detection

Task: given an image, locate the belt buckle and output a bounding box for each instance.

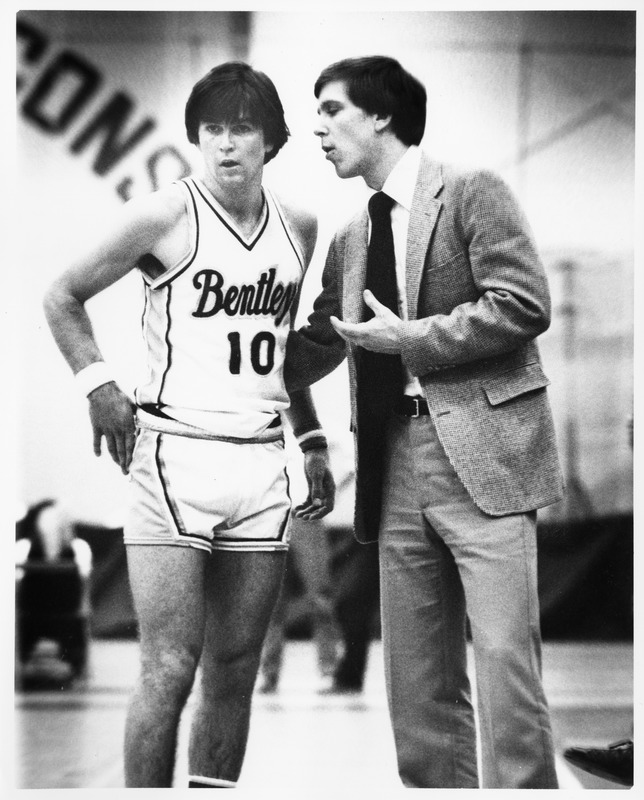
[410,397,421,418]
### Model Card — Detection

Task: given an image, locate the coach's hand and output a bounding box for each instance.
[330,290,402,353]
[88,382,136,475]
[294,447,336,520]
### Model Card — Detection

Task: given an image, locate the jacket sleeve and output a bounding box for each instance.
[399,169,552,376]
[284,235,347,393]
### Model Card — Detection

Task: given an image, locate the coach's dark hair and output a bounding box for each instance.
[314,56,426,146]
[185,61,290,163]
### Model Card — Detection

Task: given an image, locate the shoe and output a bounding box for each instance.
[564,739,633,786]
[317,677,363,695]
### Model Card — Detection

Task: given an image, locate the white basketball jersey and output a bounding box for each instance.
[134,177,304,439]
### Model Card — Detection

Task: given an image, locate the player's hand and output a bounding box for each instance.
[294,447,336,520]
[330,289,402,353]
[88,382,136,475]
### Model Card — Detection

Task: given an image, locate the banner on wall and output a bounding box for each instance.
[16,13,212,203]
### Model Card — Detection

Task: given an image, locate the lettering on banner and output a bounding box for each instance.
[16,17,192,201]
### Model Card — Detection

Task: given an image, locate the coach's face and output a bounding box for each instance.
[314,81,381,181]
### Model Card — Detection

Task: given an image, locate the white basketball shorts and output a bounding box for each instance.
[123,428,292,553]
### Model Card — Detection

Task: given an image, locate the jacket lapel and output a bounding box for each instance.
[342,212,369,323]
[405,155,443,320]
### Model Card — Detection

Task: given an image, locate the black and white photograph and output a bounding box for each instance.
[8,5,638,795]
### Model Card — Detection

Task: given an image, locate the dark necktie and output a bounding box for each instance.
[358,191,404,416]
[355,191,404,537]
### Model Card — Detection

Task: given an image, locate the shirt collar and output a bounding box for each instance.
[381,145,421,212]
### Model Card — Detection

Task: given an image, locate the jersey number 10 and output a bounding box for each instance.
[227,331,276,376]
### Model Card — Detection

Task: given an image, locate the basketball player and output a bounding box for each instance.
[43,62,336,788]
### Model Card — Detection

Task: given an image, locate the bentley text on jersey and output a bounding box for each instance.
[192,266,297,325]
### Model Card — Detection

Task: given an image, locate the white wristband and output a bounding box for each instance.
[75,362,114,397]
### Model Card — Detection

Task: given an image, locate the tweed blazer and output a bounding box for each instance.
[285,153,564,542]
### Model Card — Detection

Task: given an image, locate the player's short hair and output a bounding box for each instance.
[314,56,426,147]
[185,61,290,163]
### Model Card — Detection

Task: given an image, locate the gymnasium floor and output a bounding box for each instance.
[12,638,634,794]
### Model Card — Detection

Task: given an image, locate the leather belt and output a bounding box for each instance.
[395,395,430,418]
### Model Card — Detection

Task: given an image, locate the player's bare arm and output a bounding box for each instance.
[43,186,188,474]
[277,199,335,520]
[283,198,333,520]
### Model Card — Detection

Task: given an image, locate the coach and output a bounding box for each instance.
[285,55,565,788]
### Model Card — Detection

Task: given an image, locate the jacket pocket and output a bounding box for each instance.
[481,362,550,406]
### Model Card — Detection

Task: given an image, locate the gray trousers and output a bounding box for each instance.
[378,413,558,788]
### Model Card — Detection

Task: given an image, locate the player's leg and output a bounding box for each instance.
[124,544,207,787]
[187,548,287,785]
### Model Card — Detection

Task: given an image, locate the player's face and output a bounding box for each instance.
[314,81,379,180]
[197,118,272,191]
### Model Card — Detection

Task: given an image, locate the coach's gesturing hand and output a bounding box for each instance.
[330,290,402,353]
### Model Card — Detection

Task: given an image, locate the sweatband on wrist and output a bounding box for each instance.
[297,428,328,453]
[75,362,114,397]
